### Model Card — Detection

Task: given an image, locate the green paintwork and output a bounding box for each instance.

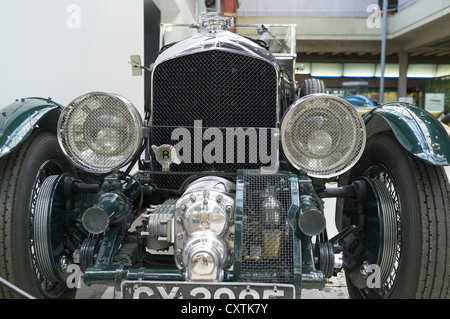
[84,223,186,286]
[297,175,326,291]
[0,98,62,158]
[84,264,186,286]
[287,173,302,298]
[232,170,245,282]
[364,103,450,166]
[94,225,123,266]
[94,192,130,223]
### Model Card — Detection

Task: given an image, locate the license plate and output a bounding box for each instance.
[121,281,295,299]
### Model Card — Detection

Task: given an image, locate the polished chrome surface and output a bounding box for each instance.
[154,27,280,71]
[202,13,233,32]
[145,199,176,251]
[173,177,235,280]
[159,23,296,57]
[176,177,235,236]
[182,230,228,281]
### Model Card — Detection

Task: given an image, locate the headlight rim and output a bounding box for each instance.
[281,93,366,178]
[57,91,143,173]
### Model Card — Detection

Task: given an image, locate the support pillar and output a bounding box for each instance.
[398,51,408,98]
[221,0,238,23]
[379,0,388,104]
[221,0,237,14]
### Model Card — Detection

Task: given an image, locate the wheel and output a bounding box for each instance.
[343,132,450,299]
[0,129,76,299]
[300,78,326,97]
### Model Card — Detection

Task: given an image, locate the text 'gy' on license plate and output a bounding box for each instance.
[121,281,295,299]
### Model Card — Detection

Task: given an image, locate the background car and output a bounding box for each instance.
[343,94,377,115]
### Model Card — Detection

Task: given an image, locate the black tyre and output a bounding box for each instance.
[0,129,76,299]
[343,132,450,298]
[300,78,326,97]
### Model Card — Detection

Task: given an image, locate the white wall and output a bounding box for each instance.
[153,0,198,46]
[153,0,196,24]
[0,0,145,113]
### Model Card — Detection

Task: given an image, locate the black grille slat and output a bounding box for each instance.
[151,50,278,190]
[241,171,294,284]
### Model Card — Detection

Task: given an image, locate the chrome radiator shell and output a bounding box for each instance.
[149,30,280,191]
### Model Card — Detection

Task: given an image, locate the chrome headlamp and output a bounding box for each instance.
[57,92,143,173]
[281,94,366,178]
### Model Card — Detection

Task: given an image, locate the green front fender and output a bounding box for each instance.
[364,102,450,166]
[0,97,63,158]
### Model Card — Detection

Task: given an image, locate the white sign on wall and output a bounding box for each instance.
[398,97,414,104]
[425,93,445,112]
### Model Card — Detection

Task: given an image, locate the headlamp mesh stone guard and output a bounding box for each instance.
[58,92,143,172]
[281,94,366,178]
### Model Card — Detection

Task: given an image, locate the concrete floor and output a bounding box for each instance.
[75,166,450,299]
[74,274,349,299]
[75,271,349,299]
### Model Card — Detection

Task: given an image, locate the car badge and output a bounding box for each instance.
[151,144,181,172]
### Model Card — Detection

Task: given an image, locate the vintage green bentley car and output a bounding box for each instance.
[1,14,449,299]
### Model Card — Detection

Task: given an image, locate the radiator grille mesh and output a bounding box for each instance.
[240,171,294,284]
[151,50,278,190]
